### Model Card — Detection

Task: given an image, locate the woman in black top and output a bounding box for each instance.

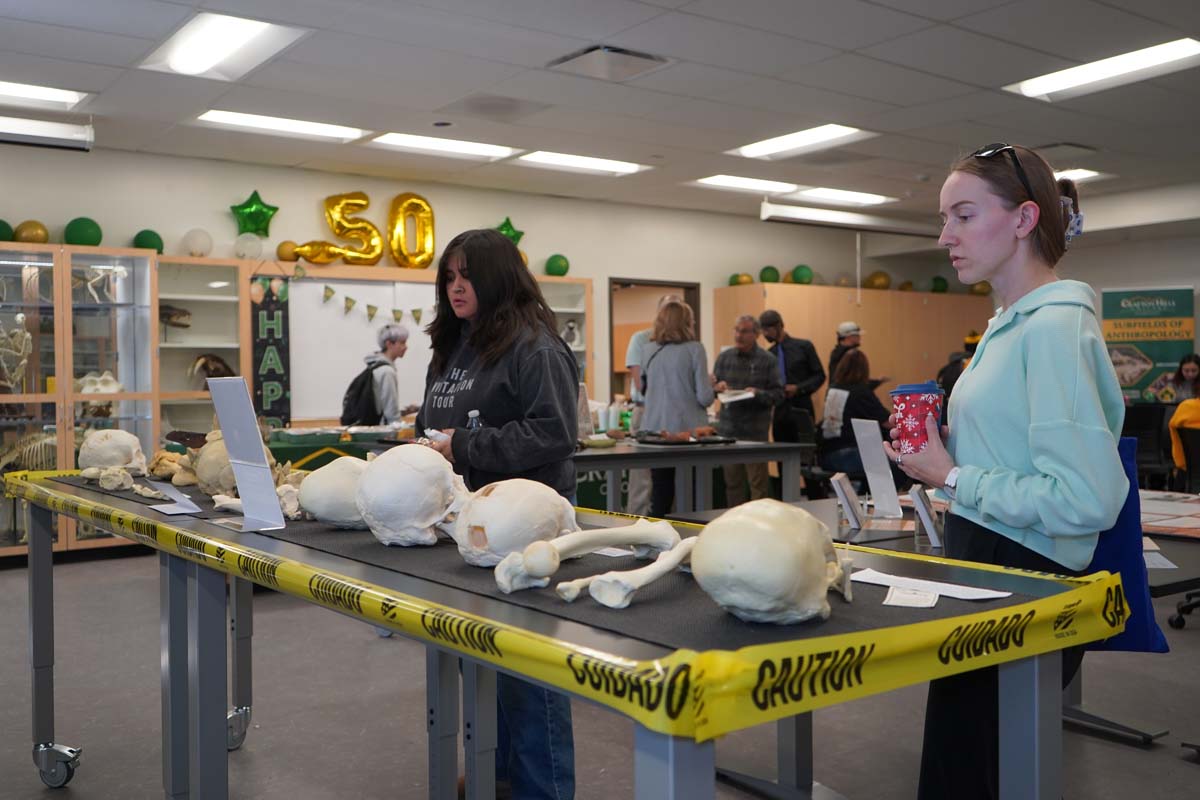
[817,349,890,478]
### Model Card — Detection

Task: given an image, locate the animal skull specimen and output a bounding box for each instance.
[77,429,147,476]
[451,479,578,567]
[74,370,123,394]
[557,537,697,608]
[495,519,680,593]
[212,484,302,520]
[188,353,237,383]
[159,304,192,328]
[356,444,469,546]
[148,449,183,479]
[189,430,277,496]
[298,456,369,529]
[0,313,32,392]
[73,264,127,304]
[690,499,852,625]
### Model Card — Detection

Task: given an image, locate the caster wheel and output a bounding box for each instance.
[1178,601,1188,613]
[227,729,247,751]
[39,761,75,789]
[1169,614,1186,630]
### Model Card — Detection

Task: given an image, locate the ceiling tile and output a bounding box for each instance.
[862,25,1074,87]
[708,77,899,125]
[1058,83,1200,127]
[92,117,177,150]
[0,51,124,93]
[517,106,744,153]
[1152,65,1200,95]
[862,90,1034,132]
[641,97,815,138]
[971,104,1148,151]
[955,0,1179,63]
[866,0,1014,21]
[211,84,417,133]
[80,70,231,121]
[293,157,464,183]
[1097,0,1200,31]
[609,11,837,76]
[682,0,933,50]
[398,0,666,40]
[140,124,337,166]
[0,18,153,67]
[837,134,964,167]
[486,69,685,118]
[777,54,976,106]
[0,0,191,39]
[625,61,755,100]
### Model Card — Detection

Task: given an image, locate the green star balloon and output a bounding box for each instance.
[230,191,279,237]
[496,216,524,246]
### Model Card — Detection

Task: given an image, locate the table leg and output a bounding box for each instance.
[607,469,621,512]
[188,561,228,799]
[426,649,459,800]
[462,660,497,800]
[634,724,714,799]
[1061,663,1167,744]
[675,466,696,513]
[696,466,712,511]
[26,502,81,789]
[227,577,253,751]
[781,457,801,502]
[717,714,848,799]
[999,652,1061,800]
[161,553,189,799]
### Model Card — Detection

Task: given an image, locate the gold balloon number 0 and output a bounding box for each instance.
[294,191,434,268]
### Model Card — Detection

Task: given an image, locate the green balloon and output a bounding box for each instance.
[760,265,780,283]
[0,219,12,241]
[544,253,570,276]
[728,273,742,286]
[64,217,102,246]
[791,264,813,284]
[931,275,949,293]
[133,229,164,253]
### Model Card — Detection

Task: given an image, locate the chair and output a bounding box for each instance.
[1168,428,1200,629]
[792,409,833,500]
[1121,404,1172,488]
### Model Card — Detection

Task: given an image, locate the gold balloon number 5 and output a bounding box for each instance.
[294,190,435,268]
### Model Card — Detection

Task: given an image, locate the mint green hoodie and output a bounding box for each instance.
[947,279,1126,571]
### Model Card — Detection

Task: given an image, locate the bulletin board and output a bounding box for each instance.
[288,279,437,420]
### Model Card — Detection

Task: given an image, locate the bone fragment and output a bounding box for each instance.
[586,537,697,609]
[131,483,167,500]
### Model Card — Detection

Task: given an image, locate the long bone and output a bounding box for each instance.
[494,519,679,593]
[557,537,698,608]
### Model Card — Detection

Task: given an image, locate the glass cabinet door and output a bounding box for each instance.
[0,404,59,549]
[0,246,56,396]
[69,249,154,394]
[71,398,153,542]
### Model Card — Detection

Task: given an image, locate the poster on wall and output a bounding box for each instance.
[1101,287,1195,403]
[251,276,291,426]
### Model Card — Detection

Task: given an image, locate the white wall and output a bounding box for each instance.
[0,146,862,403]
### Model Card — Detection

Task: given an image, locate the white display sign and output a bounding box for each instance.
[851,418,903,519]
[207,377,284,532]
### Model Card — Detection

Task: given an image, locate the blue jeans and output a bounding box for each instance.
[496,675,575,799]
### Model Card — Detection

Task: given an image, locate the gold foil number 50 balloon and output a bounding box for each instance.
[294,191,384,265]
[388,192,435,268]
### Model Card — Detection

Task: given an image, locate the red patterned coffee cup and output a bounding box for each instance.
[890,382,945,455]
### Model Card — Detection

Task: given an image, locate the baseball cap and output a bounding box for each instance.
[836,321,862,337]
[759,309,783,328]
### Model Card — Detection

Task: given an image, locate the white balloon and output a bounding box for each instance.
[234,232,263,259]
[182,228,213,257]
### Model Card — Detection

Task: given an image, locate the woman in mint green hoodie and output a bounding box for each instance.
[885,144,1126,800]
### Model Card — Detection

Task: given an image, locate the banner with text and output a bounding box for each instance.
[251,276,291,426]
[1101,287,1195,403]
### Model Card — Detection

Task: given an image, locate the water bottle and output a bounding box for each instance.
[466,409,485,431]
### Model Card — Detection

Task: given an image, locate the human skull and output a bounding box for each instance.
[452,479,578,567]
[299,456,368,529]
[690,499,850,624]
[74,370,123,394]
[356,444,469,546]
[77,429,147,476]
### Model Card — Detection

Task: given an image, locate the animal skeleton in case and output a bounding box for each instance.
[0,313,33,392]
[73,265,128,304]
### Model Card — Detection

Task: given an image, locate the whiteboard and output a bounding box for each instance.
[288,280,437,420]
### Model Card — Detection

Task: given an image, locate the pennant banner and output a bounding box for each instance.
[366,304,378,322]
[322,285,335,303]
[293,264,308,279]
[412,308,422,324]
[392,309,404,323]
[343,296,357,315]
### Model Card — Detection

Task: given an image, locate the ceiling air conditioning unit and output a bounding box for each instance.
[0,115,93,151]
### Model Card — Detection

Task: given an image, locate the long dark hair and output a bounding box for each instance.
[426,228,558,376]
[1174,353,1200,394]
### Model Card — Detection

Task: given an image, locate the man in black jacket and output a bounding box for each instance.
[829,320,887,391]
[759,309,825,443]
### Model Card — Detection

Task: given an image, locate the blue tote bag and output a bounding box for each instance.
[1085,437,1169,653]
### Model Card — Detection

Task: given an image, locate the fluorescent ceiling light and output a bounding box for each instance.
[761,199,937,236]
[731,124,877,160]
[517,150,645,175]
[1054,168,1108,183]
[206,281,231,289]
[0,79,87,111]
[1005,38,1200,101]
[696,174,798,194]
[786,187,897,206]
[140,12,308,82]
[197,109,363,142]
[0,115,93,151]
[370,132,518,161]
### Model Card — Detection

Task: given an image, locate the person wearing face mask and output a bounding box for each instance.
[883,143,1125,800]
[417,228,578,800]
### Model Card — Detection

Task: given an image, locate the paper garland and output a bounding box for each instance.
[313,286,429,328]
[366,304,378,322]
[344,297,356,314]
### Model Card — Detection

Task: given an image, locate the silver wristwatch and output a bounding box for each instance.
[943,466,960,500]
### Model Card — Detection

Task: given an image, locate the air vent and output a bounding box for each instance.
[435,94,551,124]
[547,45,670,82]
[1034,142,1097,162]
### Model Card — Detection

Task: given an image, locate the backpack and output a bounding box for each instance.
[340,365,382,426]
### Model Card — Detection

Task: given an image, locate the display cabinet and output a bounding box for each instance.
[538,276,594,397]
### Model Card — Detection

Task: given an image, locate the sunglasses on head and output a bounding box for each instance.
[971,142,1036,201]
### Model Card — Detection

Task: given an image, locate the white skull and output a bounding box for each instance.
[690,499,849,625]
[77,429,147,476]
[452,479,577,567]
[356,444,469,546]
[299,456,368,529]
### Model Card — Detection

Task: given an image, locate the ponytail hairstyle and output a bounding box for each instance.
[952,144,1080,267]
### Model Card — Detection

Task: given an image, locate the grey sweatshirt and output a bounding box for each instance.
[416,326,578,498]
[639,340,715,433]
[363,353,400,424]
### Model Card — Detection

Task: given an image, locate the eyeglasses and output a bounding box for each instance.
[971,142,1035,201]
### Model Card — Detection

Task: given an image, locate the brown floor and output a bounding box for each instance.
[1,550,1198,799]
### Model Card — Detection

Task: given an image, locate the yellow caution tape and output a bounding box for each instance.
[7,470,1126,741]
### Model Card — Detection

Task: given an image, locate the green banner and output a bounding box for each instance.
[1101,287,1195,403]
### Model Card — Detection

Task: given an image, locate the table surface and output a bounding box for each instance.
[667,498,917,545]
[366,438,813,462]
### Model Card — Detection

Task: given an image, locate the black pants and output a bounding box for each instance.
[649,468,675,517]
[918,514,1085,800]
